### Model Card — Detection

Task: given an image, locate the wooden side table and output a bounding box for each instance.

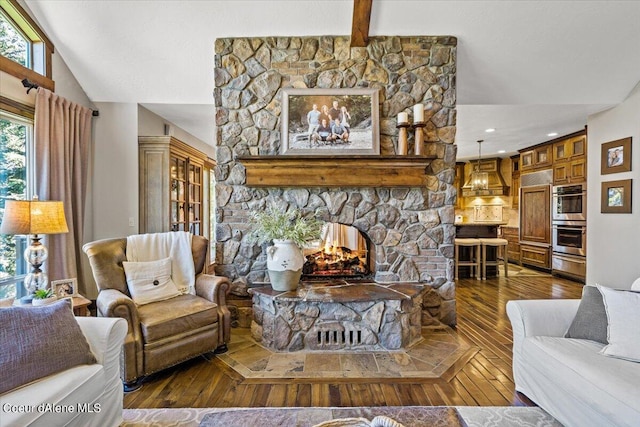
[72,295,92,316]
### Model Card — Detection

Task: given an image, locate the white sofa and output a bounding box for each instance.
[507,299,640,427]
[0,316,127,427]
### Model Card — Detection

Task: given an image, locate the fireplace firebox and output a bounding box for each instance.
[302,223,370,279]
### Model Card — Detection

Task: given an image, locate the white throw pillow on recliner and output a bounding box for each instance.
[597,285,640,363]
[123,257,181,305]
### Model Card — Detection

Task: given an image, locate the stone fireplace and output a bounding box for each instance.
[213,36,457,327]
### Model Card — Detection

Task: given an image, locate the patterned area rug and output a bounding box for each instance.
[121,406,562,427]
[215,327,477,380]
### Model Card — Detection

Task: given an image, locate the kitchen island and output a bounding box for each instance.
[455,222,507,278]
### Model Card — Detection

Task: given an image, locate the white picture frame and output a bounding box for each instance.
[51,278,79,298]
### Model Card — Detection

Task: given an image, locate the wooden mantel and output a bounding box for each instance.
[238,155,436,187]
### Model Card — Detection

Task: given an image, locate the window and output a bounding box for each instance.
[0,0,54,89]
[0,9,30,68]
[0,110,33,299]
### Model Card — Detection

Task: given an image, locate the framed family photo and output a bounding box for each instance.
[601,137,632,175]
[280,88,380,155]
[601,179,632,213]
[51,278,79,298]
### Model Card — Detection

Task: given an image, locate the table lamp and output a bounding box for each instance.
[0,197,69,301]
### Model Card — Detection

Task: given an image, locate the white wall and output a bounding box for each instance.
[586,82,640,289]
[92,102,139,240]
[137,105,214,157]
[51,54,94,109]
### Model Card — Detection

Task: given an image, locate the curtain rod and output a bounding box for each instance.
[21,78,38,94]
[21,78,100,117]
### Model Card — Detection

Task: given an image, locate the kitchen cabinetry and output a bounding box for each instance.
[520,242,551,270]
[521,145,552,172]
[511,155,520,209]
[139,136,210,235]
[520,185,551,269]
[553,134,587,184]
[455,162,465,209]
[500,226,521,264]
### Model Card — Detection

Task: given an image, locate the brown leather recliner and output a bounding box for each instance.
[83,234,230,390]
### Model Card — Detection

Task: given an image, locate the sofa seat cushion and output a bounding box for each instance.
[137,294,218,343]
[0,363,104,426]
[522,336,640,422]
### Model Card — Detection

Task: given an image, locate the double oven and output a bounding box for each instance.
[552,184,586,279]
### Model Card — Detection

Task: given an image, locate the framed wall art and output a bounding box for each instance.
[601,179,632,213]
[51,278,79,298]
[601,137,632,175]
[280,88,380,155]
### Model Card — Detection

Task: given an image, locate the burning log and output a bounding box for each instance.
[303,246,369,277]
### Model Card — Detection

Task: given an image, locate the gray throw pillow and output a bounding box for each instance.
[0,298,96,394]
[565,285,608,344]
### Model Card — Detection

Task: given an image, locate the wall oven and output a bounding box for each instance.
[552,220,586,256]
[552,184,586,221]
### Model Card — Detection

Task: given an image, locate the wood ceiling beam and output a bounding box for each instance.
[351,0,373,48]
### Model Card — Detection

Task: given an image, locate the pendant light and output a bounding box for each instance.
[471,140,489,191]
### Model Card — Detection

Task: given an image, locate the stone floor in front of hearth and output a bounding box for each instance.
[215,326,478,380]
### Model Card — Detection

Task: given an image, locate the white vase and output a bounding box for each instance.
[32,296,57,306]
[266,239,304,291]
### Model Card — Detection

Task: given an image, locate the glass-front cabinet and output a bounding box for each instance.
[139,136,210,236]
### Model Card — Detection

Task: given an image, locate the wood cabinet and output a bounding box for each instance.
[520,185,551,269]
[553,134,587,184]
[500,226,521,264]
[139,136,210,235]
[520,242,551,270]
[521,145,552,172]
[510,155,520,209]
[455,162,465,209]
[520,185,551,244]
[553,134,586,161]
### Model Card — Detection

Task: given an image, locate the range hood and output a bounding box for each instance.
[462,157,510,197]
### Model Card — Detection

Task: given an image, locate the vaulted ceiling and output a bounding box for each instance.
[23,1,640,159]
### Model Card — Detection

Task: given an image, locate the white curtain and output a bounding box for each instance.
[34,88,92,292]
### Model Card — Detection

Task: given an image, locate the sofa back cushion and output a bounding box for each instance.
[0,299,96,394]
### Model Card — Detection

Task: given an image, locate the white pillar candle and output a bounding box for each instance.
[413,104,424,122]
[398,112,408,124]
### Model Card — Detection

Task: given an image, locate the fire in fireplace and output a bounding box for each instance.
[302,223,370,278]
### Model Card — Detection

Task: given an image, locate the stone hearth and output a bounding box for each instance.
[250,280,426,352]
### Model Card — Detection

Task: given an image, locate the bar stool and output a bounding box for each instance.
[454,238,481,280]
[479,238,509,280]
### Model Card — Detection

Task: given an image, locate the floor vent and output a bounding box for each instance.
[316,329,362,347]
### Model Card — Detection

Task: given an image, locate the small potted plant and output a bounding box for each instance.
[248,204,322,291]
[32,288,57,306]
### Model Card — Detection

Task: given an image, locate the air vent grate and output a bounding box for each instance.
[520,169,553,187]
[316,329,362,347]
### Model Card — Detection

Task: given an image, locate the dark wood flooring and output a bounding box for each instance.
[123,269,583,409]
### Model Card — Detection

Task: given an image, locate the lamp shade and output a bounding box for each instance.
[0,200,69,235]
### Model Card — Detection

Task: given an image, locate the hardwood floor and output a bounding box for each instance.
[123,269,583,409]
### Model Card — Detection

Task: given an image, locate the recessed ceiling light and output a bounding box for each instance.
[497,150,506,154]
[547,132,558,137]
[485,128,496,133]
